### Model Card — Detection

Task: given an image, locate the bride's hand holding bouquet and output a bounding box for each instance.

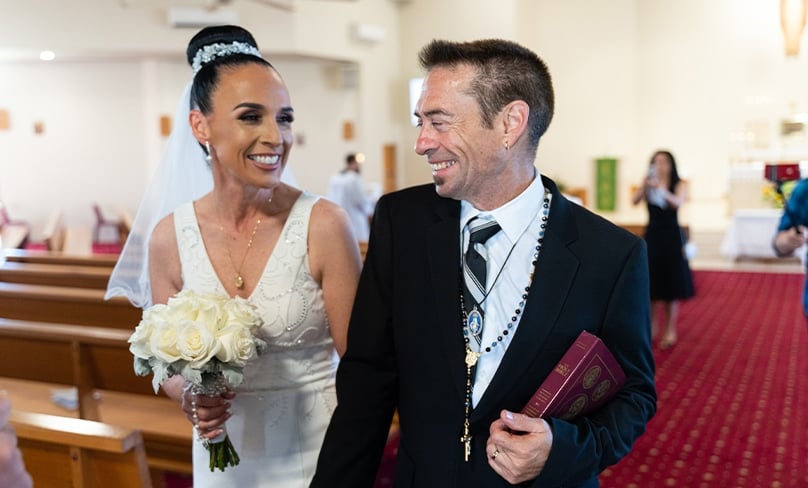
[128,289,266,472]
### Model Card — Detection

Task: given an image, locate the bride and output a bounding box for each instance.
[107,25,361,487]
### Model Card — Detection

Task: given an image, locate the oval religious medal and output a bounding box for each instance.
[467,306,483,337]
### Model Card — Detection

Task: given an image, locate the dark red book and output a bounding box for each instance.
[521,330,626,420]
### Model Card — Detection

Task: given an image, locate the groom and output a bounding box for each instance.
[311,38,656,487]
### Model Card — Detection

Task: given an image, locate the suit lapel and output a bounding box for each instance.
[426,199,467,399]
[472,181,580,418]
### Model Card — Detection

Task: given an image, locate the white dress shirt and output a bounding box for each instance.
[459,170,549,406]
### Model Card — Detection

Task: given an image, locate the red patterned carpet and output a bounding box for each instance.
[600,270,808,487]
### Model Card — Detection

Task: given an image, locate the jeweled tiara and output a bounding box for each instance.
[192,41,262,73]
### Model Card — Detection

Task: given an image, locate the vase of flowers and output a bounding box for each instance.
[128,289,266,472]
[762,179,797,209]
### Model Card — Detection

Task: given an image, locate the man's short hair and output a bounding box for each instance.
[418,39,554,152]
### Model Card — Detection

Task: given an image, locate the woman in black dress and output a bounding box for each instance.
[632,150,694,349]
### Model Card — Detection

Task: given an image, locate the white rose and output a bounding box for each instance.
[177,320,221,369]
[128,318,156,359]
[149,321,183,364]
[141,302,168,320]
[195,296,228,332]
[216,326,258,367]
[222,297,262,331]
[168,290,227,333]
[162,291,200,321]
[129,302,173,359]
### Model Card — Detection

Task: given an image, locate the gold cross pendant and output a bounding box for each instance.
[461,419,472,461]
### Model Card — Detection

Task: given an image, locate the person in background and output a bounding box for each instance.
[0,393,32,488]
[109,25,361,487]
[326,152,375,242]
[312,38,656,487]
[632,149,694,349]
[773,177,808,319]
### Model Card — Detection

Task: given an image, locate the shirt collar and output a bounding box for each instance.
[460,170,546,243]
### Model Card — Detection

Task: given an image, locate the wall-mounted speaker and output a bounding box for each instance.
[352,23,386,44]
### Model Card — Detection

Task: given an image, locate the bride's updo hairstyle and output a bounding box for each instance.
[186,25,274,115]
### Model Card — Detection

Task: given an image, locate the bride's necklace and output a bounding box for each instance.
[458,188,551,462]
[219,197,271,290]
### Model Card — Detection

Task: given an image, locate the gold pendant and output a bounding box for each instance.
[461,425,472,462]
[465,347,480,368]
[235,274,244,289]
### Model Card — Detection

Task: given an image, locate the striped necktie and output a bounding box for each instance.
[463,216,501,350]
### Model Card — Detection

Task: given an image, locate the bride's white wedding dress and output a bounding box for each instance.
[174,192,337,487]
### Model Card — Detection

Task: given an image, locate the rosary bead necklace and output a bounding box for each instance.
[459,188,551,462]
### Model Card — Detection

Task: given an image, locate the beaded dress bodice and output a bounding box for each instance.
[174,191,337,487]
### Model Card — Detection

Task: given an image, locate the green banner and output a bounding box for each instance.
[595,158,617,211]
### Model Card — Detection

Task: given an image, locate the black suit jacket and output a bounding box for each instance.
[312,177,656,487]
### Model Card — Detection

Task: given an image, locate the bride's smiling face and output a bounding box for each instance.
[192,63,294,190]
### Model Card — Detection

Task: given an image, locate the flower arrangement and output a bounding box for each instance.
[128,289,266,472]
[762,180,797,209]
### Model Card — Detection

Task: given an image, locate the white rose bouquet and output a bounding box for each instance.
[128,289,266,472]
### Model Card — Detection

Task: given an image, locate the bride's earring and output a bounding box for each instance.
[205,141,212,165]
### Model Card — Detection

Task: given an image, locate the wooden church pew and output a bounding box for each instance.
[0,261,111,289]
[9,410,153,488]
[4,378,191,484]
[0,318,192,479]
[3,248,119,268]
[0,282,141,329]
[0,318,155,402]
